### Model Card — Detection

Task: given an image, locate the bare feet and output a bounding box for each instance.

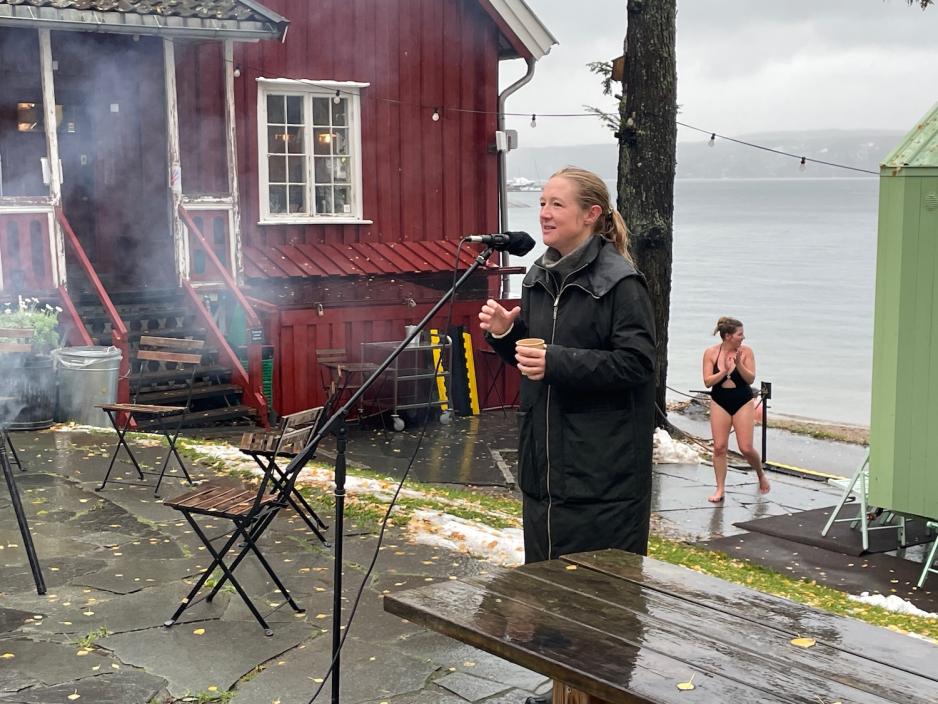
[756,470,771,495]
[707,492,725,503]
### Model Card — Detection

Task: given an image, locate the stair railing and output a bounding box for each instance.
[55,208,130,404]
[178,205,268,426]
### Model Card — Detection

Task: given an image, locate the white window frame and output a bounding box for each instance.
[257,78,371,225]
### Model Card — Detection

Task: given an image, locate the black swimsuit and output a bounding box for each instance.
[710,362,753,416]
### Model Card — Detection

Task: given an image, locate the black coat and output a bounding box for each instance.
[487,237,656,563]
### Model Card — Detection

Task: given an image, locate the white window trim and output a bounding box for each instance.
[256,78,370,225]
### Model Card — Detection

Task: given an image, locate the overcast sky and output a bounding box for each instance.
[502,0,938,147]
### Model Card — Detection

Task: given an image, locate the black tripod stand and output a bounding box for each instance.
[1,427,45,595]
[282,244,500,704]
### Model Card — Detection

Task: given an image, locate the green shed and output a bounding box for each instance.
[869,102,938,520]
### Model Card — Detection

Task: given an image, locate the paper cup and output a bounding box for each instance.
[516,338,546,350]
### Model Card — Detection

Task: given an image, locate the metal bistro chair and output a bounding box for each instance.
[96,336,204,496]
[163,405,325,635]
[316,347,376,419]
[821,451,907,553]
[917,521,938,589]
[238,405,330,545]
[0,328,32,472]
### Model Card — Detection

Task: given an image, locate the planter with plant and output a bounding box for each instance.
[0,297,62,430]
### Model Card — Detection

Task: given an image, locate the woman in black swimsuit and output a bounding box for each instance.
[702,316,770,503]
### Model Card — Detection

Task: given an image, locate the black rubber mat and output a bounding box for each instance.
[734,506,934,556]
[701,531,938,615]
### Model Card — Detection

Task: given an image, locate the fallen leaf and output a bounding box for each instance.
[192,628,206,636]
[790,637,816,649]
[67,692,81,700]
[676,673,696,691]
[0,653,14,659]
[565,565,577,571]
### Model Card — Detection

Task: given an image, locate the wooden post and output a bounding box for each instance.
[224,40,243,283]
[163,38,188,284]
[38,29,66,288]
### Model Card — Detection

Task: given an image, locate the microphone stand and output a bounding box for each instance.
[1,429,45,595]
[281,245,499,704]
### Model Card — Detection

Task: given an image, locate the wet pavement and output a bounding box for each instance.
[0,413,930,703]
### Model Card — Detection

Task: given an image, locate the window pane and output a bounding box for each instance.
[314,156,332,183]
[313,128,333,155]
[286,125,304,154]
[268,156,286,182]
[268,126,287,153]
[332,99,348,126]
[332,128,349,155]
[313,97,330,126]
[269,185,287,213]
[286,96,303,124]
[334,157,351,183]
[315,186,333,214]
[334,187,352,214]
[267,95,285,124]
[288,156,305,183]
[289,185,306,213]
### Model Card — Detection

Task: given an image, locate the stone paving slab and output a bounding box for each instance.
[435,672,512,702]
[0,669,167,704]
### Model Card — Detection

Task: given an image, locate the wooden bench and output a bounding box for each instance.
[385,549,938,704]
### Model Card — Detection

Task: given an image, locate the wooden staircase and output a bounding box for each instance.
[77,289,257,427]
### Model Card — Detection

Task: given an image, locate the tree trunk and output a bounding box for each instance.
[616,0,677,426]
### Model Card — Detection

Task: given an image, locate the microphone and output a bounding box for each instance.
[464,231,536,256]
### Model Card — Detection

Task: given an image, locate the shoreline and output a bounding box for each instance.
[668,399,870,446]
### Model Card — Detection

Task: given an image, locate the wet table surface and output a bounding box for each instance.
[384,549,938,704]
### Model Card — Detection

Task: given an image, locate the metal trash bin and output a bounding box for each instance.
[52,346,122,428]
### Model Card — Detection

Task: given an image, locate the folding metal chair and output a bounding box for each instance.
[163,405,325,635]
[238,406,330,545]
[96,336,204,496]
[917,521,938,589]
[821,451,907,552]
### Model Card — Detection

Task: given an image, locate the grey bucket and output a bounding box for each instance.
[52,346,122,428]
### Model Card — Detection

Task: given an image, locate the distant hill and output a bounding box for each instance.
[506,130,904,181]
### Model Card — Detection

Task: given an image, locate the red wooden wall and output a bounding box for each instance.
[0,212,54,293]
[271,299,518,415]
[234,0,501,248]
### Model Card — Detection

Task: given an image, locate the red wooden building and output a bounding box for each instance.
[0,0,554,422]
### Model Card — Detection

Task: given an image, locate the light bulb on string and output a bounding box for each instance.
[333,90,341,105]
[431,107,440,122]
[799,156,807,172]
[708,133,715,147]
[530,114,537,128]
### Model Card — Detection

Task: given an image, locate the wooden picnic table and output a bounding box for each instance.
[384,549,938,704]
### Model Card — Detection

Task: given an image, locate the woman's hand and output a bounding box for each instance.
[516,344,546,381]
[725,352,737,374]
[479,299,521,336]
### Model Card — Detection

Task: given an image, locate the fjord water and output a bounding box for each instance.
[506,177,878,425]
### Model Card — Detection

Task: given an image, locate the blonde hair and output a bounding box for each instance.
[551,166,632,263]
[713,316,743,339]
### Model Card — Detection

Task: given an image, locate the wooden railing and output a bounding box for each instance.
[179,205,268,425]
[56,284,93,346]
[55,208,130,404]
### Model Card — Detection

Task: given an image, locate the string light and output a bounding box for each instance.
[431,108,440,122]
[708,133,715,147]
[233,65,242,78]
[530,114,537,128]
[799,156,807,172]
[333,90,341,105]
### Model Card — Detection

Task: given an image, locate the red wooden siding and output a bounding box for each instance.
[0,212,54,293]
[234,0,501,249]
[175,41,228,196]
[272,300,518,415]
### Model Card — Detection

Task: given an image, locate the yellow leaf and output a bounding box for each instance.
[207,686,218,692]
[192,628,206,636]
[676,673,696,691]
[565,565,577,571]
[790,637,816,648]
[68,692,81,701]
[0,653,14,659]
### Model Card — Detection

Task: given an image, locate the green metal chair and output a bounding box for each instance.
[917,521,938,589]
[821,451,906,553]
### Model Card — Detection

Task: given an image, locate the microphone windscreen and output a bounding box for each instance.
[505,231,536,256]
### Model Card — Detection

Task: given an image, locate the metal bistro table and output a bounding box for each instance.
[385,549,938,704]
[361,337,452,431]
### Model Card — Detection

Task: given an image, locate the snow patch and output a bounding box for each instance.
[848,592,937,620]
[653,428,701,464]
[407,509,524,566]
